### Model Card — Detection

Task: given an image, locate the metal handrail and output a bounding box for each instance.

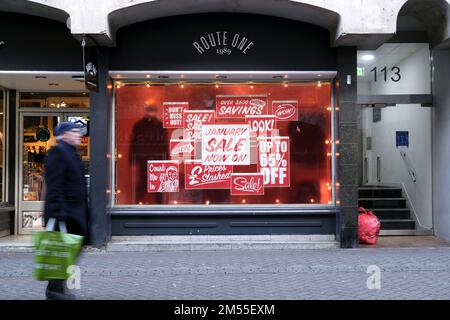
[399,150,417,183]
[364,157,368,183]
[376,156,381,182]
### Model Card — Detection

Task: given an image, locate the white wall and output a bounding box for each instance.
[366,105,432,229]
[359,44,431,95]
[432,49,450,241]
[360,44,433,230]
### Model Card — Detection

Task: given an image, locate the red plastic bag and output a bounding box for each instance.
[358,207,381,245]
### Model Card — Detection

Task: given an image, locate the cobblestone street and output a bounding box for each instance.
[1,246,450,300]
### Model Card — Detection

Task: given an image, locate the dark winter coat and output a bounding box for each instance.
[43,140,89,238]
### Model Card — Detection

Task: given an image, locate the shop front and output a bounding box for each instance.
[3,0,450,248]
[104,13,348,238]
[1,11,359,247]
[0,12,89,237]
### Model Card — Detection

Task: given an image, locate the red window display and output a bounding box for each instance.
[115,82,333,205]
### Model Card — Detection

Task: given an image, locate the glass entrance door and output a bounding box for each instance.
[17,112,89,234]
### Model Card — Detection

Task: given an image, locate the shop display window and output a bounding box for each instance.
[115,82,333,205]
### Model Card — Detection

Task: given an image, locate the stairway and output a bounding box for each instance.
[358,186,415,232]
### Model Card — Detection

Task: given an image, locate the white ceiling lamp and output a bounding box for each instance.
[361,54,375,62]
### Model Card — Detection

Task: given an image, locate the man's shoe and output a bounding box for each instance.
[45,288,76,300]
[46,280,76,300]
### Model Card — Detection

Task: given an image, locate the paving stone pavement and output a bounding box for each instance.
[1,247,450,300]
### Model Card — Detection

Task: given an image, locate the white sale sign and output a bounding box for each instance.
[257,136,290,187]
[201,124,250,165]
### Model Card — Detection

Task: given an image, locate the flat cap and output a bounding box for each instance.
[54,121,81,137]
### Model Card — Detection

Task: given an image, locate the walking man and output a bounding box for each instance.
[43,122,89,299]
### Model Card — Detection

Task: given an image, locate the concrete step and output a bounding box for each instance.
[380,219,415,230]
[107,235,339,251]
[358,187,402,198]
[379,229,434,236]
[366,208,411,220]
[0,236,33,252]
[359,198,406,209]
[0,235,339,252]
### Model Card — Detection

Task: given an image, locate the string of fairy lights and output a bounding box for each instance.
[109,80,325,89]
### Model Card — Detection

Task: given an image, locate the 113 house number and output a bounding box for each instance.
[370,66,401,82]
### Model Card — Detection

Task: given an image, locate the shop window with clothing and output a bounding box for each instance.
[0,12,88,236]
[114,82,333,206]
[17,92,90,234]
[19,92,89,109]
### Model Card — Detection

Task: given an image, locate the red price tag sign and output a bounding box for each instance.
[170,139,195,161]
[216,95,268,119]
[163,102,188,128]
[185,160,232,189]
[201,124,250,165]
[183,110,215,140]
[257,136,290,187]
[231,173,264,195]
[245,115,277,137]
[147,160,180,193]
[271,100,298,121]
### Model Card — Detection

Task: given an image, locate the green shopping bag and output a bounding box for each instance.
[33,218,84,281]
